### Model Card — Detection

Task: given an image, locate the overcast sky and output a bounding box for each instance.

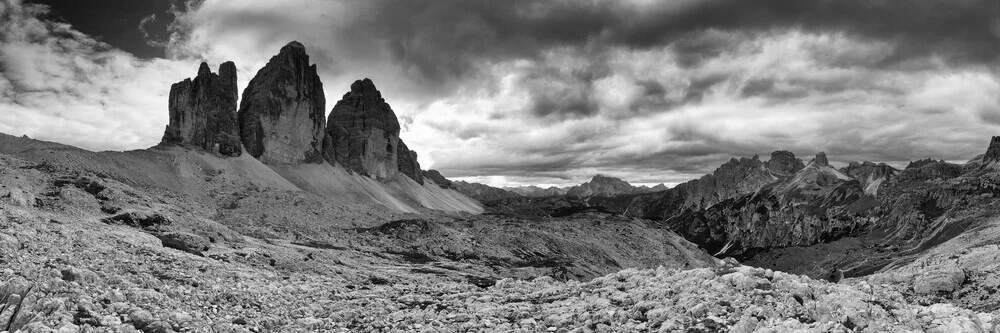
[2,0,999,187]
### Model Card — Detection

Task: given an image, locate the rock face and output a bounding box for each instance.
[161,62,241,156]
[842,161,898,196]
[984,136,1000,165]
[396,140,423,184]
[323,79,402,179]
[238,41,326,164]
[766,150,805,176]
[812,152,830,166]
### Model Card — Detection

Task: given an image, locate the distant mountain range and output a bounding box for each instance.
[452,175,667,202]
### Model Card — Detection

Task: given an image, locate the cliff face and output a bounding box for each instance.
[984,136,1000,165]
[161,62,241,156]
[323,79,402,179]
[620,151,878,255]
[396,140,423,184]
[238,41,326,164]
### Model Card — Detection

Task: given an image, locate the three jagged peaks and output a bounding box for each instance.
[160,41,425,184]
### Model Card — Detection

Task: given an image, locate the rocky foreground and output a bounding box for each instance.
[2,205,997,333]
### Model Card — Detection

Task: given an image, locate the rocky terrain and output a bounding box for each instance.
[5,39,1000,332]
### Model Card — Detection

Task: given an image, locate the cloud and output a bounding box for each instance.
[0,0,197,151]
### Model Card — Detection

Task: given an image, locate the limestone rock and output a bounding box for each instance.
[984,136,1000,165]
[324,78,402,179]
[60,267,99,284]
[161,62,241,157]
[812,152,829,167]
[157,232,210,256]
[101,211,173,231]
[914,262,965,294]
[396,139,423,184]
[765,150,804,176]
[238,41,326,164]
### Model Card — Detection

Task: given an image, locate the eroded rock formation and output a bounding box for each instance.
[238,41,326,164]
[984,136,1000,165]
[161,62,241,156]
[323,79,402,179]
[396,140,423,184]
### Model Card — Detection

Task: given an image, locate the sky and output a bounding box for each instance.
[1,0,999,187]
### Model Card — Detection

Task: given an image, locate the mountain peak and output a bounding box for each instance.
[766,150,804,176]
[197,62,212,76]
[591,174,618,182]
[278,41,308,58]
[162,61,241,157]
[813,152,829,167]
[984,136,1000,164]
[238,42,326,164]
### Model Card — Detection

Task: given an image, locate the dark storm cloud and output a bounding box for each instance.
[523,64,610,118]
[330,0,999,88]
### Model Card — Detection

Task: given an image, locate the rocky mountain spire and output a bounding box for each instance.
[984,136,1000,165]
[238,41,326,164]
[766,150,804,176]
[813,152,829,167]
[323,78,403,179]
[161,61,242,157]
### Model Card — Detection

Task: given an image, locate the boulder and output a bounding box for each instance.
[101,211,172,230]
[396,139,423,184]
[60,267,100,284]
[157,232,210,256]
[161,62,242,157]
[1,187,37,207]
[238,41,326,164]
[323,78,402,179]
[913,262,965,294]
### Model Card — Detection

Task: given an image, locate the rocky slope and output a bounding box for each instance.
[421,170,455,189]
[161,62,241,157]
[238,41,326,164]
